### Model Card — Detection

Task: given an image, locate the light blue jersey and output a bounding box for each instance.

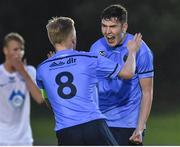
[36,49,122,131]
[90,33,154,128]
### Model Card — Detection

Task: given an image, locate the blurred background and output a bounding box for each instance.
[0,0,180,145]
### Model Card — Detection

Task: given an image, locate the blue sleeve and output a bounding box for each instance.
[96,55,122,79]
[137,51,154,79]
[90,43,96,53]
[36,67,48,99]
[90,39,107,56]
[36,67,44,89]
[90,43,101,55]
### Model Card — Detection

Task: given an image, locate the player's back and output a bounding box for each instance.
[36,49,105,131]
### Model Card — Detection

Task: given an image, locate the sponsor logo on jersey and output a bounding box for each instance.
[49,58,77,68]
[50,61,65,67]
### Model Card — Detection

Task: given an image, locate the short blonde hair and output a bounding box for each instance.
[46,16,74,46]
[3,32,25,47]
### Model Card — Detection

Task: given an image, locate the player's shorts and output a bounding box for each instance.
[56,119,118,145]
[110,127,145,146]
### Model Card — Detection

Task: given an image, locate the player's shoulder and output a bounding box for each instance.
[137,40,153,59]
[124,33,134,42]
[90,37,107,51]
[26,65,35,70]
[0,64,3,71]
[26,65,36,73]
[91,37,105,46]
[0,64,3,75]
[127,33,152,55]
[126,33,134,39]
[37,56,52,70]
[75,50,98,59]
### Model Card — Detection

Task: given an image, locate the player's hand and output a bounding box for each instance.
[47,51,55,58]
[11,56,26,74]
[127,33,142,53]
[129,129,143,145]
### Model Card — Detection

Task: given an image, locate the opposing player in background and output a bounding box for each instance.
[90,4,154,145]
[36,16,142,145]
[0,32,44,145]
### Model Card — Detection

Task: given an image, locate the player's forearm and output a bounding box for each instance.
[118,51,136,79]
[20,70,44,104]
[137,89,153,131]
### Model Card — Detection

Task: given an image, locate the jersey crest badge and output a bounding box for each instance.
[99,51,106,56]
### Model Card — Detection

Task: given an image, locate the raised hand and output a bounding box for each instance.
[11,56,26,75]
[127,33,142,53]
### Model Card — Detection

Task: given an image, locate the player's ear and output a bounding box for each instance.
[122,23,128,33]
[71,35,76,49]
[3,47,8,55]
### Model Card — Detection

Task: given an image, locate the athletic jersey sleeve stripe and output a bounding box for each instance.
[138,70,154,74]
[107,64,119,78]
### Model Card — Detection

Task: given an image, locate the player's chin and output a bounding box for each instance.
[106,40,116,47]
[107,40,119,47]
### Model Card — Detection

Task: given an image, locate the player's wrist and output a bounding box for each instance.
[128,50,137,54]
[136,127,144,134]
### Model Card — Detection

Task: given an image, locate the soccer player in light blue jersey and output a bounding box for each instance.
[90,4,154,145]
[36,16,142,145]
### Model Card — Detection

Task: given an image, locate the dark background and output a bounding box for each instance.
[0,0,180,115]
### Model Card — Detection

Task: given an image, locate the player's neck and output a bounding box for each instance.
[55,43,73,51]
[3,60,16,73]
[119,33,127,45]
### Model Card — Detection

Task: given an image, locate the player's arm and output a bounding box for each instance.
[118,33,142,79]
[129,41,154,144]
[129,77,153,144]
[12,57,44,104]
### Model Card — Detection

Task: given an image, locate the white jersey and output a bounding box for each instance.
[0,64,36,145]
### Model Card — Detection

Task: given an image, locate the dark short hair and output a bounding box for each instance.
[3,32,25,47]
[101,4,128,23]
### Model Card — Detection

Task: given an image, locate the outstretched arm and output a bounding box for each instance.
[118,33,142,79]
